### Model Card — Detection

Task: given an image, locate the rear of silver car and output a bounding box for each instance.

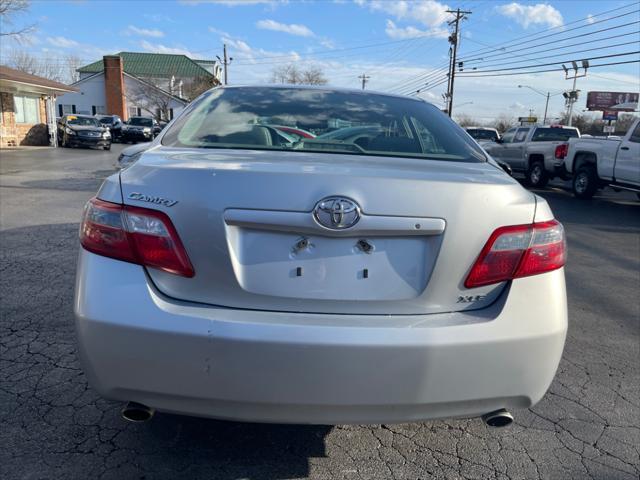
[75,87,567,424]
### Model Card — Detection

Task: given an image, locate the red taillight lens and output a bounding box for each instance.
[554,144,568,159]
[465,220,565,288]
[80,198,194,277]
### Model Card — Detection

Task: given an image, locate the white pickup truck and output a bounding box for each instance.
[563,118,640,199]
[483,125,580,188]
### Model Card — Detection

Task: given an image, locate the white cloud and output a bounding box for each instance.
[362,0,450,27]
[357,1,451,40]
[586,14,595,24]
[256,19,314,37]
[125,25,165,38]
[208,26,232,37]
[385,20,448,39]
[496,3,563,29]
[224,36,300,64]
[140,40,194,57]
[180,0,283,6]
[46,36,79,48]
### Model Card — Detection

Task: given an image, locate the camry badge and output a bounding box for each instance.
[128,192,178,207]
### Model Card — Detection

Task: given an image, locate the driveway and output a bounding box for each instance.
[1,145,638,479]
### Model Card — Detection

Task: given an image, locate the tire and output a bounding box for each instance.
[525,161,549,188]
[573,165,598,199]
[104,144,111,151]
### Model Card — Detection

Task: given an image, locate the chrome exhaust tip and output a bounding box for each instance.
[482,409,514,428]
[121,401,155,423]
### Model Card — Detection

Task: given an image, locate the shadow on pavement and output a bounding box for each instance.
[0,222,331,480]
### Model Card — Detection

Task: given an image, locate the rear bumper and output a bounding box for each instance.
[75,250,567,424]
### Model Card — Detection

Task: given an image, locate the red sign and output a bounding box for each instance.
[602,110,619,121]
[587,91,638,112]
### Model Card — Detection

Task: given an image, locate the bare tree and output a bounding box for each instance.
[126,80,173,121]
[271,63,327,85]
[7,49,81,84]
[454,114,479,128]
[299,66,327,85]
[491,114,517,133]
[183,75,217,100]
[63,53,83,84]
[0,0,35,39]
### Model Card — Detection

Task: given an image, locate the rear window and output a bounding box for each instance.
[532,128,579,142]
[162,87,486,162]
[129,117,152,127]
[466,129,498,141]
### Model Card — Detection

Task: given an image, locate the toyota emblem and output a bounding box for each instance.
[313,196,361,230]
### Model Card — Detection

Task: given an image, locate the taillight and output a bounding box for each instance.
[465,220,565,288]
[80,198,194,277]
[555,144,568,159]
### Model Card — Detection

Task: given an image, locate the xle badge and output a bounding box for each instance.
[457,295,487,303]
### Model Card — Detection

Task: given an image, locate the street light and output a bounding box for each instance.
[517,85,562,125]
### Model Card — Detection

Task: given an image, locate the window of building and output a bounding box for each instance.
[92,105,106,115]
[128,106,142,118]
[58,104,75,117]
[15,95,40,124]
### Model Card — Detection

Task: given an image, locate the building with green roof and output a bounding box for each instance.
[56,53,221,122]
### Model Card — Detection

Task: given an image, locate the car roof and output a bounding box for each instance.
[216,84,429,104]
[66,114,94,119]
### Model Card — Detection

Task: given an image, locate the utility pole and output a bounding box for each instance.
[217,44,233,85]
[358,73,370,90]
[543,92,550,125]
[562,60,589,126]
[518,85,553,125]
[445,8,471,117]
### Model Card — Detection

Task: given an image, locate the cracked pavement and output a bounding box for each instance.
[1,145,638,479]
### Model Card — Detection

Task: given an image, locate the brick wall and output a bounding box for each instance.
[0,92,49,148]
[104,56,127,120]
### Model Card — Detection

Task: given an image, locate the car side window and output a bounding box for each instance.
[628,123,640,144]
[513,128,530,143]
[501,128,517,144]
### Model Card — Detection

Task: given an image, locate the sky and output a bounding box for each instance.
[1,0,638,121]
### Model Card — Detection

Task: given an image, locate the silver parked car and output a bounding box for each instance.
[75,86,567,426]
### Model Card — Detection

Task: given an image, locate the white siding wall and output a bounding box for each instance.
[123,75,185,120]
[55,74,107,116]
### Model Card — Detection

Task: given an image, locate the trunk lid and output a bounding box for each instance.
[119,148,536,315]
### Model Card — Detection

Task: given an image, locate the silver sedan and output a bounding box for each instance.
[75,86,567,426]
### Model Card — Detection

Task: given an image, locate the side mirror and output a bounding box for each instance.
[496,160,513,176]
[495,137,503,144]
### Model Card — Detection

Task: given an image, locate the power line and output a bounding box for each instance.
[461,30,639,67]
[456,3,640,62]
[460,20,640,66]
[457,50,639,75]
[454,59,640,78]
[460,40,640,71]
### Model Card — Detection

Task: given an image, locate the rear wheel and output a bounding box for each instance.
[573,165,598,199]
[104,143,111,151]
[526,161,548,188]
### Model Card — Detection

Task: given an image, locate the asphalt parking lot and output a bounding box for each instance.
[1,144,638,480]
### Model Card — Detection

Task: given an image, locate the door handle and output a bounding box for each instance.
[620,146,630,151]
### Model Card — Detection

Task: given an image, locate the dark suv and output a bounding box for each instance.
[121,116,162,143]
[96,115,124,142]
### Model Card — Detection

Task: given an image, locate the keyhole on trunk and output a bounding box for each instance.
[357,239,373,254]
